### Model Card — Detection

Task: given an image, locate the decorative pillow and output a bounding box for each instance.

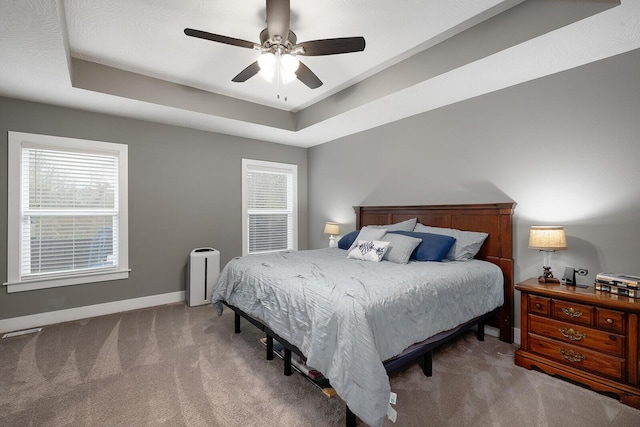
[338,230,360,250]
[388,231,456,262]
[412,224,488,261]
[368,218,417,232]
[382,233,422,264]
[347,226,388,251]
[347,240,390,262]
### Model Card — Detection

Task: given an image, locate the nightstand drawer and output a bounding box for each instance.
[528,314,625,357]
[529,334,624,381]
[597,308,625,334]
[528,295,550,316]
[553,300,593,326]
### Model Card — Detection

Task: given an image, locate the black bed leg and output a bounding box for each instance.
[284,348,292,376]
[266,335,274,360]
[422,350,433,377]
[346,405,356,427]
[476,322,485,341]
[234,312,241,333]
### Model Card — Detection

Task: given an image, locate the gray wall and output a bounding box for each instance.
[0,97,308,319]
[3,49,639,328]
[308,49,640,328]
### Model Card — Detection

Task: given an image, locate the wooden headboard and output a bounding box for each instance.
[354,203,516,344]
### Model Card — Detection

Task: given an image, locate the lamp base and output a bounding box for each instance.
[538,266,560,284]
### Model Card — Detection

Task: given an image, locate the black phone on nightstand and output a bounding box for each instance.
[563,267,589,288]
[562,267,576,286]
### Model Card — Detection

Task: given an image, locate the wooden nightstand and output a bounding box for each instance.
[515,278,640,409]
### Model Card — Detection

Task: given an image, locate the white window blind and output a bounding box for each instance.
[6,132,129,292]
[21,147,119,278]
[242,159,297,255]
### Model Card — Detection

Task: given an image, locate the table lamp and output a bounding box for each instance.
[529,226,567,283]
[324,222,340,248]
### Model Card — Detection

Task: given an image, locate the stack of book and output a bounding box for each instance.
[595,272,640,298]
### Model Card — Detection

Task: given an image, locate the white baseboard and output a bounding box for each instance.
[0,291,185,334]
[485,325,499,338]
[485,325,521,345]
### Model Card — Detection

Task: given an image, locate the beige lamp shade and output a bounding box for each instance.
[324,222,340,235]
[528,226,568,250]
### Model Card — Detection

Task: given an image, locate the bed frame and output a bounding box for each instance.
[225,202,515,426]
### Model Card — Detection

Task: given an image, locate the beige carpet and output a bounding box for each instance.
[1,303,640,426]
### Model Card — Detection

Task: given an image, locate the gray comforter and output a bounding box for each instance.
[211,248,503,427]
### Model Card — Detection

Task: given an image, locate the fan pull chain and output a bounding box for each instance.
[276,54,288,102]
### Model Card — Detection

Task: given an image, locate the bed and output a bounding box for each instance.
[211,203,515,426]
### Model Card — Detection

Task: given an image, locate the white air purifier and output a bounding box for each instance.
[187,247,220,307]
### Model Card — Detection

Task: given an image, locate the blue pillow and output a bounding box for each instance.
[388,231,456,262]
[338,230,360,250]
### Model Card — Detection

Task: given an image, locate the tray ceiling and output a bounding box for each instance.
[1,0,638,147]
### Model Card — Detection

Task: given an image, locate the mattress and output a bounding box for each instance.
[211,248,503,427]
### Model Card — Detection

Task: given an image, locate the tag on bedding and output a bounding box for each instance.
[387,404,397,423]
[389,392,397,405]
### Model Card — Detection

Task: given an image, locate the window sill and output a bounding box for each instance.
[3,269,130,293]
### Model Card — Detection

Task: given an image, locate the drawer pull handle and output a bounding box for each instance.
[535,303,542,309]
[606,318,614,324]
[560,348,586,363]
[562,307,583,318]
[559,327,586,341]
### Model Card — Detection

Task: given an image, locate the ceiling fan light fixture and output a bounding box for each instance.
[281,54,299,73]
[280,53,299,84]
[258,52,276,70]
[257,52,276,81]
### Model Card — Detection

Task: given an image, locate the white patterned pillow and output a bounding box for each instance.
[347,240,390,262]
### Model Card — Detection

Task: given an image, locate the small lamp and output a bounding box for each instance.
[324,222,340,248]
[529,226,568,283]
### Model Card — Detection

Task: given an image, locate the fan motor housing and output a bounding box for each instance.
[260,28,297,50]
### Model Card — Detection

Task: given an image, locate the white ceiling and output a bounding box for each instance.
[1,0,639,147]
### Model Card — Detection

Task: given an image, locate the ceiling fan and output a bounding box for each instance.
[184,0,365,90]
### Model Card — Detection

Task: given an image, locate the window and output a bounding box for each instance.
[242,159,297,256]
[5,132,129,293]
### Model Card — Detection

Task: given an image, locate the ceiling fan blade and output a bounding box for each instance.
[295,62,322,89]
[232,61,261,82]
[184,28,256,49]
[295,37,366,56]
[266,0,291,42]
